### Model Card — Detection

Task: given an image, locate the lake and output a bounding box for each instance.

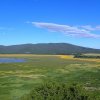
[0,58,26,63]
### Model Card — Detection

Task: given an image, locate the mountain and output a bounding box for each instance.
[0,43,100,54]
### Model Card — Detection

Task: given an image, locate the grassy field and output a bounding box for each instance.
[0,54,100,100]
[83,53,100,56]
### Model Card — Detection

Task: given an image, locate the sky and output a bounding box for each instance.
[0,0,100,49]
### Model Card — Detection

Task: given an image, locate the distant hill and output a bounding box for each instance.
[0,43,100,54]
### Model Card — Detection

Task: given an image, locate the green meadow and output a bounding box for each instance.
[0,54,100,100]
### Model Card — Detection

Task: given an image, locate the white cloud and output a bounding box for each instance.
[96,25,100,30]
[32,22,100,38]
[80,25,100,31]
[80,25,95,31]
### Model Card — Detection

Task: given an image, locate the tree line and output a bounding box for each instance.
[74,53,100,59]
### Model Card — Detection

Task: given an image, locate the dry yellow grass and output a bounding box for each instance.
[60,55,100,63]
[60,55,73,59]
[15,74,45,79]
[0,54,60,57]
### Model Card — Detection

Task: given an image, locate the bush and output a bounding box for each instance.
[20,82,93,100]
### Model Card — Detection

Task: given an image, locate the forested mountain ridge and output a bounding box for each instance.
[0,43,100,54]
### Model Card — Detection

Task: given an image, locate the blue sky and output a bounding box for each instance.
[0,0,100,49]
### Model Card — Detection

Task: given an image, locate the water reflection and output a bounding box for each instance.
[0,58,26,63]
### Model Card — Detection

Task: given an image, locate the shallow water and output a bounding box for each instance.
[0,58,26,63]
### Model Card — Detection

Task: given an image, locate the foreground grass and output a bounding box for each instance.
[0,54,100,100]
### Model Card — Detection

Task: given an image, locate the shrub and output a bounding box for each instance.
[20,82,93,100]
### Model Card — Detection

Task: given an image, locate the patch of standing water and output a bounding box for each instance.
[0,58,26,63]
